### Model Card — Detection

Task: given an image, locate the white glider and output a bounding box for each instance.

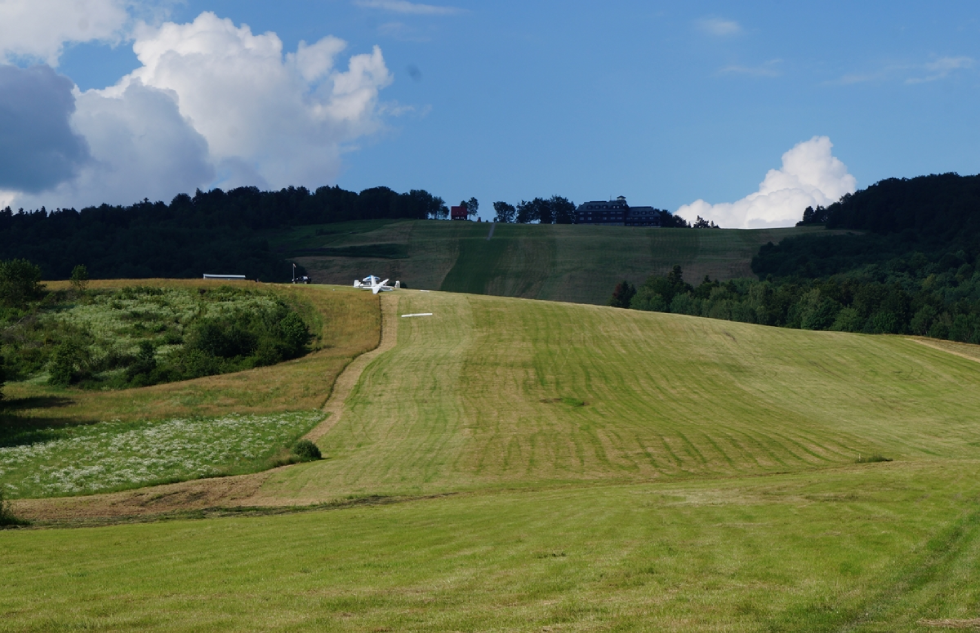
[353,275,400,294]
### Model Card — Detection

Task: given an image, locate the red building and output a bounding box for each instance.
[450,205,468,221]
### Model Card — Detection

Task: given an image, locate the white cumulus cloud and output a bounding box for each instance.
[9,11,395,209]
[113,12,392,190]
[0,0,130,66]
[675,136,856,229]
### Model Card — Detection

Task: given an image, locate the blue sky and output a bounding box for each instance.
[2,1,979,226]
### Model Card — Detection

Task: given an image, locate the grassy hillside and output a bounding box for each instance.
[283,220,829,305]
[6,288,980,630]
[0,280,380,497]
[248,290,980,503]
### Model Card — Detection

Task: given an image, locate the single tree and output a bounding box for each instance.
[70,264,89,293]
[0,259,43,308]
[516,200,538,224]
[609,280,636,308]
[536,198,555,224]
[492,201,516,223]
[464,197,479,219]
[551,196,576,224]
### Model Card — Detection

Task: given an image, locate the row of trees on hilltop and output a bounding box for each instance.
[0,185,449,281]
[799,173,980,240]
[490,197,577,224]
[490,197,694,226]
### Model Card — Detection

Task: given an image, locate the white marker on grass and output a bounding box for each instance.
[401,313,433,318]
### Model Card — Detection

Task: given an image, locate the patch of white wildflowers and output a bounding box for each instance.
[0,410,322,498]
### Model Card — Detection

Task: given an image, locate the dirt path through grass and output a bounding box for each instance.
[12,470,273,522]
[305,293,399,443]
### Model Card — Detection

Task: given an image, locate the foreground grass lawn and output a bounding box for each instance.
[4,461,980,632]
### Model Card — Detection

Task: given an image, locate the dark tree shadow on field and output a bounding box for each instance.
[1,396,74,412]
[0,396,99,448]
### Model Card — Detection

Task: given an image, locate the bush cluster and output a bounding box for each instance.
[292,440,322,462]
[0,281,313,390]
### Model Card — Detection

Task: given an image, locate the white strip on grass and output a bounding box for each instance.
[401,313,433,318]
[0,411,323,498]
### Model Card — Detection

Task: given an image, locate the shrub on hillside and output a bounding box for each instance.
[69,264,89,293]
[0,258,43,308]
[293,439,322,462]
[3,284,314,391]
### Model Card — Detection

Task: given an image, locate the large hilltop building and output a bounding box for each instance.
[575,196,665,227]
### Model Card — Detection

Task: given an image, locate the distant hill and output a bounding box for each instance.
[824,172,980,238]
[755,173,980,279]
[625,173,980,344]
[281,220,825,305]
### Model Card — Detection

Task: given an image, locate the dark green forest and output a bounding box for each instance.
[0,185,448,282]
[614,173,980,344]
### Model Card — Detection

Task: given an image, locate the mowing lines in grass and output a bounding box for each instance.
[5,463,980,630]
[285,220,835,305]
[259,291,980,503]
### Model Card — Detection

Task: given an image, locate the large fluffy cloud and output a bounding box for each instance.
[110,12,392,190]
[0,65,90,192]
[0,0,130,66]
[16,82,215,210]
[4,11,393,209]
[676,136,856,228]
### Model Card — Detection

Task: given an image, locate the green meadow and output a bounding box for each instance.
[4,287,980,630]
[283,220,833,305]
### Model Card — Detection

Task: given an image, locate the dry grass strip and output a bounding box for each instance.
[910,337,980,365]
[918,618,980,629]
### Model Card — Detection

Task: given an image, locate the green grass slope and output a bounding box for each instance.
[4,461,980,631]
[6,290,980,631]
[284,220,828,304]
[263,290,980,501]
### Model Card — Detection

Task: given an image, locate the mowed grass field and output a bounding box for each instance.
[5,288,980,630]
[265,290,980,501]
[5,463,980,632]
[285,220,831,305]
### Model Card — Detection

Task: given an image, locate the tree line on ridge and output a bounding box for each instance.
[611,173,980,344]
